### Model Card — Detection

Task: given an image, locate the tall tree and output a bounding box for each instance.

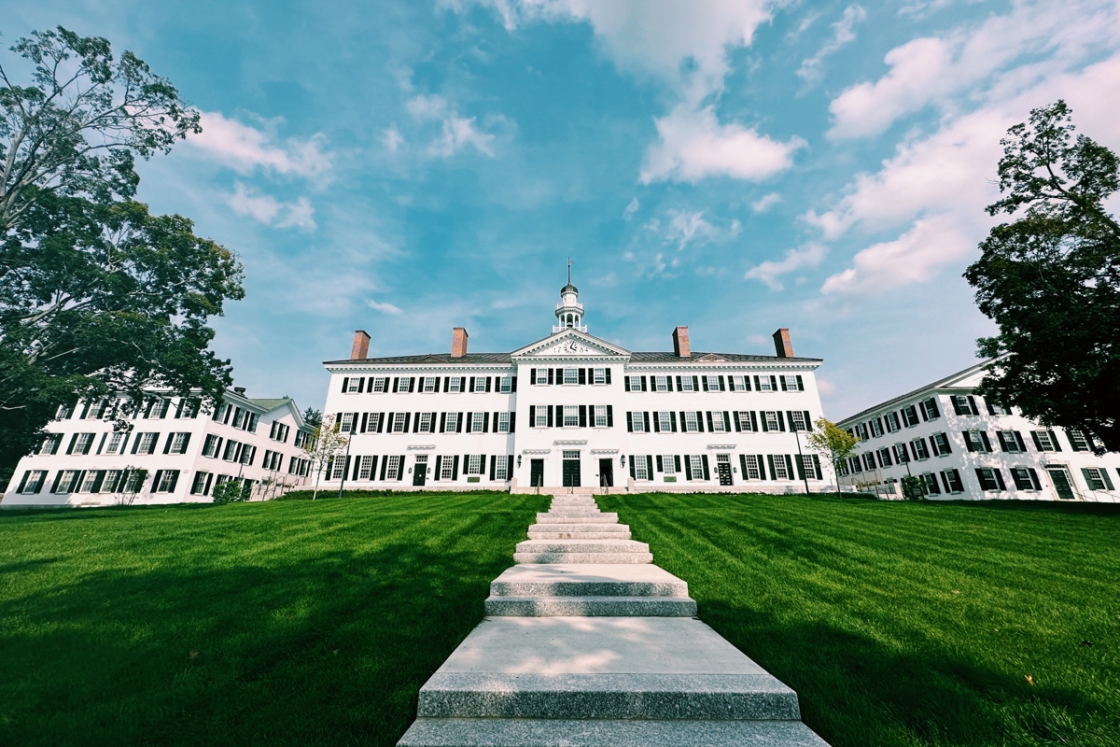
[0,28,244,478]
[806,418,860,499]
[964,101,1120,454]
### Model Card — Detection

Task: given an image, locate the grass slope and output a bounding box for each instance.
[0,492,545,747]
[598,493,1120,747]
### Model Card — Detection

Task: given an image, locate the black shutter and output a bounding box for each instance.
[435,455,442,479]
[670,411,678,432]
[653,413,660,433]
[442,376,449,392]
[579,406,587,428]
[341,377,349,393]
[457,413,463,433]
[510,413,516,432]
[468,377,475,393]
[734,412,741,431]
[796,455,805,480]
[641,376,648,391]
[796,375,804,391]
[624,377,631,392]
[1014,432,1026,451]
[490,455,496,480]
[629,458,636,479]
[692,376,699,391]
[674,456,681,473]
[1030,431,1043,450]
[452,455,459,480]
[440,412,446,432]
[685,457,693,480]
[645,456,653,479]
[980,431,992,452]
[967,395,979,415]
[706,412,714,431]
[555,368,563,384]
[812,455,822,479]
[511,376,518,392]
[378,414,386,433]
[702,376,709,391]
[507,455,514,479]
[702,455,710,480]
[607,405,613,427]
[780,376,788,391]
[643,412,650,432]
[486,377,492,392]
[770,376,778,391]
[484,412,490,432]
[529,405,535,426]
[392,377,399,393]
[361,413,369,432]
[1049,430,1062,451]
[357,377,365,394]
[997,432,1008,451]
[753,375,761,391]
[739,455,748,479]
[767,455,776,480]
[530,368,536,385]
[605,369,612,384]
[547,406,554,428]
[1028,468,1042,490]
[398,456,406,480]
[656,455,663,472]
[579,368,586,385]
[548,368,554,385]
[778,412,786,431]
[750,412,758,431]
[785,456,795,481]
[402,413,411,432]
[995,469,1007,490]
[627,412,634,432]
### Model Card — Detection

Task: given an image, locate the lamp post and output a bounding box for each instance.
[337,427,352,499]
[794,426,810,496]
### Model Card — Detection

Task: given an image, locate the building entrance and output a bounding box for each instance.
[716,454,732,486]
[530,459,544,487]
[563,451,581,487]
[598,459,613,488]
[413,455,427,486]
[1047,466,1076,500]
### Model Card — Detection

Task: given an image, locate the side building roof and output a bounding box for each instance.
[837,358,999,426]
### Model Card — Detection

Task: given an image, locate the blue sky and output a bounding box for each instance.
[7,0,1120,418]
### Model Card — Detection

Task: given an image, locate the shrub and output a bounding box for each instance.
[212,480,247,505]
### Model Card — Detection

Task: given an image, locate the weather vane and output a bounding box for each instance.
[567,257,573,284]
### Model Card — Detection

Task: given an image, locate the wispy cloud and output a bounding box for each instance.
[189,111,333,185]
[405,94,501,158]
[745,243,827,290]
[226,183,317,230]
[751,192,783,213]
[623,197,640,219]
[366,299,403,314]
[382,126,405,152]
[798,5,867,83]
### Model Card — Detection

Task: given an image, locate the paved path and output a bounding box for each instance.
[398,494,831,746]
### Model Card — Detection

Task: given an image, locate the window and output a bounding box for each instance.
[392,413,408,433]
[797,455,820,479]
[148,399,171,419]
[71,433,94,455]
[1032,430,1058,451]
[385,455,403,480]
[763,411,780,431]
[395,376,411,393]
[339,412,355,434]
[634,457,650,480]
[535,370,549,385]
[38,434,62,455]
[331,457,347,480]
[563,405,579,427]
[628,375,642,391]
[710,413,727,433]
[893,444,909,464]
[500,376,513,393]
[1011,467,1041,490]
[661,455,676,475]
[18,471,47,493]
[121,470,144,493]
[876,448,893,467]
[593,368,606,384]
[911,438,930,460]
[988,401,1011,415]
[963,430,992,452]
[440,457,455,480]
[370,377,388,393]
[108,432,129,455]
[134,433,158,455]
[56,402,75,419]
[1083,468,1114,491]
[202,434,221,458]
[444,412,459,432]
[855,423,870,440]
[533,408,547,428]
[788,411,808,432]
[423,377,438,393]
[1068,429,1091,452]
[684,412,699,432]
[657,411,673,432]
[782,375,801,391]
[473,376,488,392]
[495,457,509,480]
[920,473,940,495]
[901,405,920,427]
[951,395,979,416]
[930,432,952,456]
[239,445,255,465]
[689,455,705,479]
[976,468,1005,491]
[862,453,876,471]
[495,412,510,433]
[706,375,721,391]
[594,405,608,427]
[76,471,99,493]
[870,418,884,438]
[655,375,670,392]
[471,412,486,433]
[191,472,210,495]
[742,455,762,480]
[940,469,964,493]
[885,412,901,432]
[54,470,81,493]
[997,431,1025,453]
[847,457,862,474]
[679,376,695,392]
[563,368,578,385]
[756,376,773,392]
[357,456,375,480]
[730,375,748,391]
[467,454,483,475]
[269,421,290,442]
[920,397,940,420]
[630,412,646,432]
[347,378,361,393]
[222,439,240,462]
[167,433,189,454]
[737,412,754,432]
[771,456,790,480]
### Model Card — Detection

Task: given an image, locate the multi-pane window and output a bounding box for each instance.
[901,405,920,427]
[771,456,790,480]
[593,368,606,384]
[441,413,457,433]
[191,472,210,495]
[756,376,773,392]
[56,402,75,419]
[418,412,434,433]
[634,457,650,480]
[710,413,726,432]
[911,438,930,460]
[679,376,695,392]
[630,412,646,432]
[689,455,704,479]
[797,455,820,479]
[742,455,762,480]
[594,405,608,427]
[920,473,940,495]
[1083,468,1113,491]
[76,471,99,493]
[148,399,171,419]
[629,375,642,391]
[963,430,992,452]
[730,375,748,391]
[347,378,361,393]
[202,434,221,458]
[473,377,488,392]
[1068,430,1091,451]
[269,421,290,442]
[941,469,964,493]
[500,376,512,393]
[563,405,579,427]
[662,455,677,475]
[397,377,412,392]
[450,377,465,393]
[222,439,239,461]
[655,376,670,392]
[155,470,179,493]
[72,433,95,455]
[876,448,893,467]
[497,412,511,433]
[782,375,800,391]
[951,395,979,415]
[885,412,901,432]
[331,457,347,480]
[1011,467,1041,490]
[535,370,549,385]
[495,458,509,481]
[988,401,1011,415]
[862,453,876,471]
[976,468,1005,491]
[471,412,486,433]
[930,433,952,456]
[893,444,909,464]
[763,411,780,431]
[54,470,80,493]
[385,455,403,480]
[392,413,407,433]
[39,434,62,455]
[467,454,483,475]
[1032,430,1058,451]
[563,368,578,385]
[684,412,699,432]
[870,418,884,437]
[738,412,754,431]
[357,456,375,480]
[441,457,455,480]
[340,412,356,433]
[423,377,438,393]
[855,423,869,440]
[706,375,720,391]
[19,471,48,493]
[167,433,189,454]
[534,408,548,428]
[135,433,158,455]
[920,398,940,420]
[658,412,672,431]
[788,411,808,432]
[997,431,1024,452]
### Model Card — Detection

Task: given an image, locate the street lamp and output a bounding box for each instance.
[793,424,810,496]
[337,426,352,499]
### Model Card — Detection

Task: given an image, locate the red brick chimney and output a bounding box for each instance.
[451,327,469,358]
[773,328,794,358]
[672,326,691,358]
[351,330,370,360]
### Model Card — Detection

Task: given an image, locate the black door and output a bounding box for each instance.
[530,459,544,487]
[1047,467,1075,499]
[717,461,732,486]
[563,459,581,487]
[599,459,613,488]
[413,458,427,486]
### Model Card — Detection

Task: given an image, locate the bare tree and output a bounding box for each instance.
[806,418,860,499]
[302,414,349,500]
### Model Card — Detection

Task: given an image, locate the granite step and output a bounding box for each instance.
[514,552,654,564]
[536,514,618,524]
[489,564,691,598]
[516,539,649,555]
[484,595,697,617]
[398,718,831,746]
[527,531,632,540]
[527,523,630,534]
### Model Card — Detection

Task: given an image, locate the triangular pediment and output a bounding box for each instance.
[512,329,630,359]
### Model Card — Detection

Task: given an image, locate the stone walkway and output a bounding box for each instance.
[398,494,831,746]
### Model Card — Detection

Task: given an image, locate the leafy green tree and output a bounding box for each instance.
[965,101,1120,453]
[211,479,247,505]
[0,28,243,478]
[806,417,860,498]
[302,408,322,428]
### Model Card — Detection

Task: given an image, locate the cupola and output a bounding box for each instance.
[553,263,586,333]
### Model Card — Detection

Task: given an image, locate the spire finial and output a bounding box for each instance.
[567,257,573,285]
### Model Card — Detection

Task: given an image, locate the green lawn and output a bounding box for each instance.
[599,493,1120,747]
[0,492,546,747]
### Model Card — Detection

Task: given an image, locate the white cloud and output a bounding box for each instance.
[404,94,500,158]
[751,192,783,213]
[189,111,333,184]
[797,5,867,83]
[366,299,403,315]
[641,104,805,183]
[383,126,405,152]
[407,94,450,121]
[226,183,317,230]
[744,243,827,290]
[828,0,1120,139]
[623,197,640,219]
[816,378,837,397]
[664,210,718,249]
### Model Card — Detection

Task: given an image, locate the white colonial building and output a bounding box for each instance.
[836,361,1120,502]
[1,387,314,507]
[320,281,832,492]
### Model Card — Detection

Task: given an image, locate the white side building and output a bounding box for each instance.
[835,361,1120,502]
[320,280,833,493]
[2,387,314,507]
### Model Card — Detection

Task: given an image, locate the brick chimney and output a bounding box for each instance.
[351,330,370,360]
[672,326,691,358]
[451,327,469,358]
[772,328,794,358]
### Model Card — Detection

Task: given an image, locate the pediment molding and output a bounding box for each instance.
[512,329,630,360]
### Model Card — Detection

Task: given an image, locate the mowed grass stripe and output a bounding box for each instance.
[599,492,1120,747]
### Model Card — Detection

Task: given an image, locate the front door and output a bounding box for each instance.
[717,455,732,486]
[1047,467,1076,500]
[598,459,613,488]
[563,459,581,487]
[530,459,544,487]
[412,455,427,486]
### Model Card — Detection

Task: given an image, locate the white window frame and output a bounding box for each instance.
[534,408,548,428]
[1069,429,1090,451]
[448,377,463,393]
[743,455,762,480]
[499,376,512,393]
[473,377,488,393]
[797,455,820,479]
[1033,430,1057,451]
[658,412,672,431]
[634,457,650,481]
[661,455,676,475]
[679,376,695,392]
[911,439,930,460]
[535,370,549,385]
[731,376,747,391]
[440,457,455,480]
[563,368,578,385]
[706,375,720,391]
[563,405,579,427]
[471,412,485,433]
[398,376,412,392]
[763,411,780,431]
[494,457,508,481]
[710,413,727,433]
[392,413,407,433]
[385,455,402,480]
[423,377,437,393]
[756,376,773,392]
[788,411,807,432]
[629,375,642,391]
[689,455,704,480]
[631,412,645,432]
[738,411,754,432]
[74,433,94,455]
[156,470,179,493]
[340,412,356,434]
[772,456,790,480]
[594,405,608,427]
[20,470,47,493]
[419,412,433,433]
[684,412,699,432]
[1084,468,1108,491]
[783,375,800,391]
[655,376,670,392]
[593,368,606,385]
[467,454,483,475]
[347,378,361,393]
[498,412,511,433]
[78,471,99,493]
[136,433,158,455]
[168,432,189,454]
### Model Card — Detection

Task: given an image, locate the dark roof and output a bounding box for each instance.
[836,357,999,425]
[325,351,821,366]
[561,283,578,294]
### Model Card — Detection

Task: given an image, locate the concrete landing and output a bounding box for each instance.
[489,565,691,598]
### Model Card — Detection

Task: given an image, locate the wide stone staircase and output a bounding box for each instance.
[397,495,831,746]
